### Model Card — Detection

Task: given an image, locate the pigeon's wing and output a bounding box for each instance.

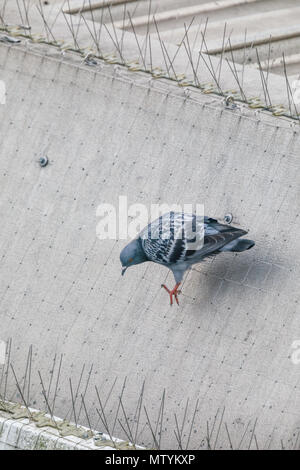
[184,218,248,262]
[139,212,204,265]
[140,212,247,265]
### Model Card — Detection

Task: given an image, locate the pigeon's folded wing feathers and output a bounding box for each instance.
[140,213,247,266]
[185,227,247,264]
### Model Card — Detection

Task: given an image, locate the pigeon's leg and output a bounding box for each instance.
[161,283,181,306]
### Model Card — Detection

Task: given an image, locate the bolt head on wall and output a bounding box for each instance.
[224,213,233,224]
[39,156,48,167]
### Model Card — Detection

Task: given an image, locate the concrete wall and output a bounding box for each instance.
[0,41,300,449]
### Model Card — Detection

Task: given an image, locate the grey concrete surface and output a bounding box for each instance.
[0,40,300,449]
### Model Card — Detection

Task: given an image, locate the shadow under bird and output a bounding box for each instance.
[120,212,255,305]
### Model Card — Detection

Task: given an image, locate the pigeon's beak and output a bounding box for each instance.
[121,267,127,276]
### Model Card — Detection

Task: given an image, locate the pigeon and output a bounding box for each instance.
[120,212,255,305]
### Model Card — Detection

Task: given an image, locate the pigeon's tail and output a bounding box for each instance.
[219,238,255,253]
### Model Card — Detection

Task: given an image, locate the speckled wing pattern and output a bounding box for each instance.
[139,212,247,267]
[139,212,204,265]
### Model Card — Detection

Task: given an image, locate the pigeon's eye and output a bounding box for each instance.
[129,258,133,263]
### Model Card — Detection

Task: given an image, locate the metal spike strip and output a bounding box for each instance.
[1,342,300,449]
[0,0,299,121]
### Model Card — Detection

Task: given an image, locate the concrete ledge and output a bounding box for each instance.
[0,403,141,450]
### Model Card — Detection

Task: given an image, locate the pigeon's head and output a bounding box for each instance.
[120,239,147,276]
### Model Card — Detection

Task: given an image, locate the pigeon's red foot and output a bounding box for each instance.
[161,283,181,306]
